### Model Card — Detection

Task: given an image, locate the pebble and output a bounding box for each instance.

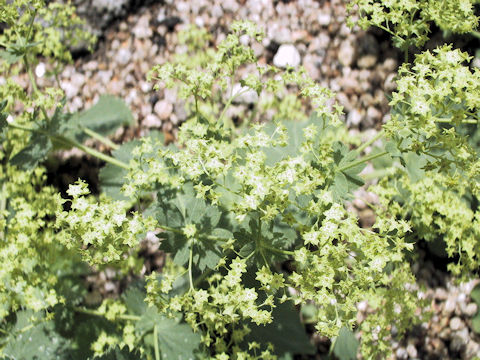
[338,40,355,67]
[154,100,173,120]
[117,48,132,66]
[273,44,301,68]
[317,13,331,27]
[395,347,408,359]
[143,114,162,128]
[466,340,480,358]
[406,343,417,358]
[132,14,152,39]
[449,317,464,331]
[465,302,478,317]
[347,109,362,127]
[450,328,469,352]
[231,83,259,104]
[357,55,377,69]
[444,296,456,314]
[366,106,382,123]
[35,62,46,78]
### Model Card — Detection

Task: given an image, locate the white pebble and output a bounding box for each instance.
[273,44,301,68]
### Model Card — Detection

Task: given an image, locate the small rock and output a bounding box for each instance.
[273,44,301,68]
[366,106,382,123]
[435,288,448,300]
[303,54,320,79]
[465,302,478,317]
[395,347,407,359]
[357,55,377,69]
[104,281,116,292]
[35,62,46,78]
[154,100,173,120]
[175,102,188,122]
[347,109,362,126]
[466,340,480,358]
[317,13,331,26]
[449,317,464,331]
[231,83,259,104]
[406,344,417,358]
[143,114,162,128]
[450,328,469,352]
[132,15,152,39]
[338,40,355,67]
[61,81,79,99]
[444,296,456,314]
[472,57,480,69]
[309,33,330,53]
[117,48,132,66]
[222,0,239,12]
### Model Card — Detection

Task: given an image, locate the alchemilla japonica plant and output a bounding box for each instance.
[0,0,479,359]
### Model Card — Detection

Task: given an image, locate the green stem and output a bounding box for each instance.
[435,118,478,124]
[7,122,129,170]
[59,135,129,169]
[157,224,228,242]
[361,168,395,181]
[471,30,480,40]
[188,241,194,291]
[24,56,49,122]
[73,306,141,321]
[218,88,252,130]
[356,130,385,154]
[154,325,161,360]
[0,182,6,241]
[260,243,295,256]
[82,127,119,150]
[337,151,389,173]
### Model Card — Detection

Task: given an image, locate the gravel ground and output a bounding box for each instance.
[13,0,480,358]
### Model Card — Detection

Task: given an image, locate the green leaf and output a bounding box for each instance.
[330,142,366,200]
[99,131,164,199]
[88,346,144,360]
[332,327,359,360]
[70,95,134,142]
[472,312,480,334]
[0,49,22,64]
[122,282,148,316]
[0,100,8,129]
[3,311,70,360]
[263,119,314,166]
[245,301,315,356]
[99,140,139,199]
[136,307,202,360]
[471,284,480,305]
[10,133,52,170]
[150,183,224,270]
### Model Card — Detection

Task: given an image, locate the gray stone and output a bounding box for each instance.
[132,14,152,39]
[465,302,478,317]
[338,40,355,67]
[273,44,301,68]
[143,114,162,128]
[450,328,469,352]
[357,55,377,69]
[154,100,173,120]
[317,13,331,26]
[449,317,464,331]
[231,83,259,104]
[406,344,417,358]
[117,48,132,66]
[346,109,362,126]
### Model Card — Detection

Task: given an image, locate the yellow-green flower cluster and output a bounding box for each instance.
[0,166,69,319]
[348,0,479,50]
[56,180,156,266]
